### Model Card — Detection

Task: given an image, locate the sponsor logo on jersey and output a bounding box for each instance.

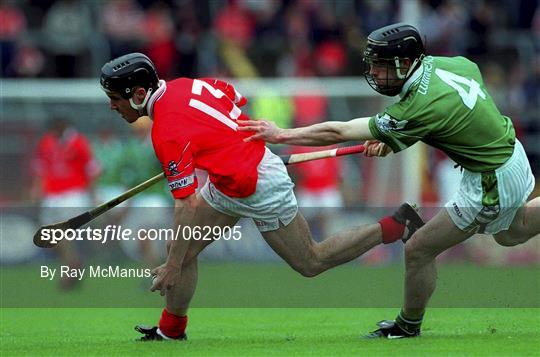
[161,142,193,178]
[167,160,180,176]
[376,113,408,133]
[418,56,434,95]
[168,174,195,190]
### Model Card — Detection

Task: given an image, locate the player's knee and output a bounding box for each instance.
[404,240,421,262]
[292,261,321,278]
[296,266,319,278]
[404,232,433,264]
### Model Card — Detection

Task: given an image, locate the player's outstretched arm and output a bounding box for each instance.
[150,195,197,296]
[238,117,374,146]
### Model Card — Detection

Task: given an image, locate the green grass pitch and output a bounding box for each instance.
[1,263,539,355]
[1,308,539,356]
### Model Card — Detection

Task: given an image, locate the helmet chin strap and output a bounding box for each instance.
[395,54,425,80]
[129,88,153,116]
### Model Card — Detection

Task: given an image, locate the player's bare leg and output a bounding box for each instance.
[402,210,473,317]
[166,198,239,314]
[262,212,386,277]
[139,237,158,267]
[164,245,202,316]
[494,196,540,246]
[366,209,473,339]
[137,197,239,341]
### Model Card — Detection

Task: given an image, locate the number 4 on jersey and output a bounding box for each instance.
[435,68,486,110]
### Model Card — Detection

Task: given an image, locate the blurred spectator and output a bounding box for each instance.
[93,127,126,207]
[418,0,467,56]
[93,118,167,207]
[502,0,539,28]
[507,64,528,124]
[358,0,398,34]
[276,4,313,76]
[311,2,342,44]
[93,117,168,268]
[289,145,344,240]
[172,0,202,77]
[122,118,170,268]
[521,55,540,174]
[482,61,508,109]
[31,118,99,289]
[213,1,258,77]
[18,0,55,30]
[246,0,285,76]
[0,1,27,77]
[142,2,177,79]
[41,0,93,77]
[214,1,255,50]
[11,43,46,77]
[314,40,347,76]
[100,0,144,59]
[466,0,495,60]
[293,94,327,126]
[288,92,343,239]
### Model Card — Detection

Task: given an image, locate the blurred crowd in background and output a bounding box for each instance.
[2,0,539,166]
[1,0,539,268]
[1,0,538,78]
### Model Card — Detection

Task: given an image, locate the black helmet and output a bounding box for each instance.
[363,23,425,96]
[100,53,159,99]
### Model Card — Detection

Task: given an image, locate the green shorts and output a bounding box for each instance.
[445,140,535,234]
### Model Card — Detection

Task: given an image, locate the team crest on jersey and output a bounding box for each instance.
[167,160,180,176]
[375,113,407,133]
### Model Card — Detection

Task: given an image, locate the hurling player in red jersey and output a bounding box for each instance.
[100,53,425,341]
[31,117,99,289]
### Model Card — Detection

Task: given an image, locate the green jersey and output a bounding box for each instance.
[94,136,168,196]
[368,56,515,172]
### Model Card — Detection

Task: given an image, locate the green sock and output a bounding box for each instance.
[395,310,423,333]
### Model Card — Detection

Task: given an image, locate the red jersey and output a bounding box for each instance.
[33,129,97,195]
[149,78,266,199]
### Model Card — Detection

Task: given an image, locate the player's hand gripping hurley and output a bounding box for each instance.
[33,145,365,248]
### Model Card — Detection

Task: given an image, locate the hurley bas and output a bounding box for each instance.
[40,265,152,280]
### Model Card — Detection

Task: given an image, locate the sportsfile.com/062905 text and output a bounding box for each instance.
[39,225,242,245]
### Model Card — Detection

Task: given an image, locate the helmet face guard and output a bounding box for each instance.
[362,23,425,96]
[363,55,416,96]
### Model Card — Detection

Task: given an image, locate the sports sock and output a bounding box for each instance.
[158,308,187,338]
[395,310,423,333]
[378,216,405,244]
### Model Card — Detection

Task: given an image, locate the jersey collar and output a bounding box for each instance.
[399,62,424,98]
[147,80,167,120]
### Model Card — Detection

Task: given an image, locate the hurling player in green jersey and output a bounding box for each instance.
[239,23,540,339]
